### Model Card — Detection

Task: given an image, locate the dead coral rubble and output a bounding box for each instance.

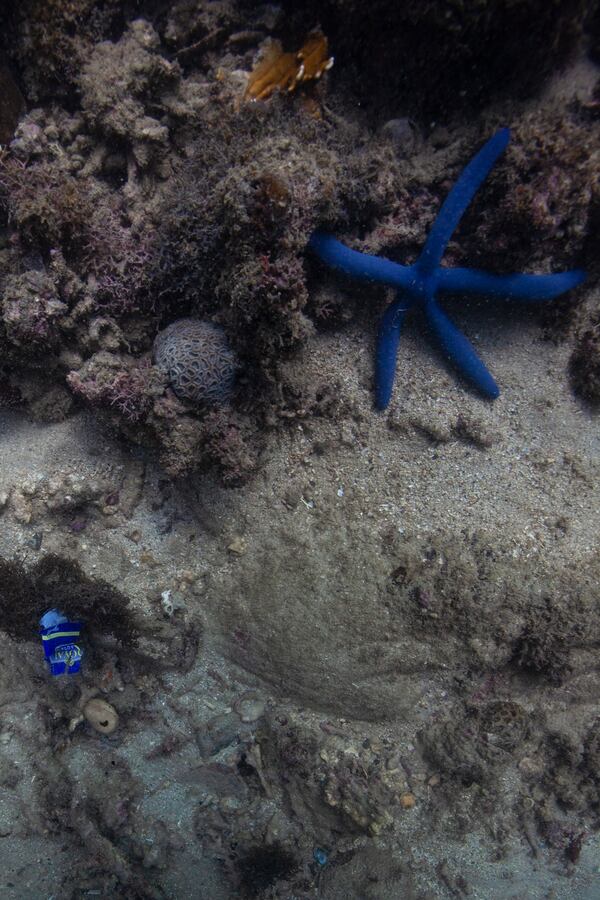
[259,714,411,837]
[2,270,67,346]
[67,352,162,423]
[461,111,600,273]
[78,19,183,177]
[0,153,95,253]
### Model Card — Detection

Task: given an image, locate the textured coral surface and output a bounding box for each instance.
[154,318,238,405]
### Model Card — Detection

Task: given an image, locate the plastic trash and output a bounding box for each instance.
[39,608,83,675]
[313,847,328,867]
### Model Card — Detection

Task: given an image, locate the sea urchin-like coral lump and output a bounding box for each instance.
[153,318,238,406]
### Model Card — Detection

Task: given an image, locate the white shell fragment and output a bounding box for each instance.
[233,692,266,723]
[161,589,174,616]
[83,698,119,735]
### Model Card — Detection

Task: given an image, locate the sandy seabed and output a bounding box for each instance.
[0,1,600,897]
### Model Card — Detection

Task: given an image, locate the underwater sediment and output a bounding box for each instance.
[0,1,599,897]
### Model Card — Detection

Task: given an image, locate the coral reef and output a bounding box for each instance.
[1,0,591,476]
[0,153,94,253]
[1,3,598,896]
[200,408,260,485]
[1,0,122,102]
[0,17,594,479]
[0,11,404,481]
[78,19,182,176]
[462,111,600,274]
[146,99,394,376]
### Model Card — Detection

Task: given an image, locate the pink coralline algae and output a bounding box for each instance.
[67,354,156,422]
[153,319,238,406]
[2,271,67,346]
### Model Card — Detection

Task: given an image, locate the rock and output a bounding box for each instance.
[196,712,240,757]
[25,531,43,551]
[227,536,247,555]
[381,118,417,157]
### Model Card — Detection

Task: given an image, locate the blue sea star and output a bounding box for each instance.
[309,128,586,409]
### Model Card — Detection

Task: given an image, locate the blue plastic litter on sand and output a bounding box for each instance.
[39,608,83,676]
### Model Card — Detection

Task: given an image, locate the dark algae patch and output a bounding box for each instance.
[235,844,298,897]
[0,554,138,646]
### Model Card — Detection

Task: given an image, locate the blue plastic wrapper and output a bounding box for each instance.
[39,608,83,675]
[313,847,328,867]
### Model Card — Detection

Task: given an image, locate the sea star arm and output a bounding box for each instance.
[309,231,416,291]
[375,298,410,409]
[438,266,586,301]
[417,128,511,276]
[425,298,500,398]
[308,126,586,407]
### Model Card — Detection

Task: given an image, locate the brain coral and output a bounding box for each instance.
[153,319,238,406]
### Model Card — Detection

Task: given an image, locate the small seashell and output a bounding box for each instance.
[227,536,247,555]
[400,791,416,809]
[161,589,174,617]
[83,698,119,735]
[233,692,265,723]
